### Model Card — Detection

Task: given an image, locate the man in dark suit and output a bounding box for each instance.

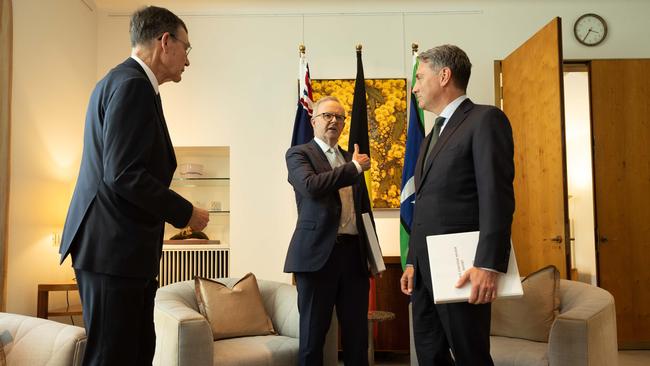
[59,6,209,366]
[400,45,515,365]
[284,96,374,366]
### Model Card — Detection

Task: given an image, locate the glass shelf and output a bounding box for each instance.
[173,177,229,181]
[171,177,229,187]
[163,239,224,245]
[169,146,230,246]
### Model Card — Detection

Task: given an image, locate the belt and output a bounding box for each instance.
[336,234,358,243]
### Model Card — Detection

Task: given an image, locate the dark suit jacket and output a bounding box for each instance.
[407,99,515,292]
[59,57,193,279]
[284,139,372,273]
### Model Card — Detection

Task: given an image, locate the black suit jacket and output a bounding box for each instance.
[59,58,192,279]
[407,99,515,292]
[284,139,373,273]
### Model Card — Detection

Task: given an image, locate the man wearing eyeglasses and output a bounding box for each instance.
[59,6,208,366]
[284,96,375,365]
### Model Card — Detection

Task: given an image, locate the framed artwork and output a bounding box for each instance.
[312,78,407,208]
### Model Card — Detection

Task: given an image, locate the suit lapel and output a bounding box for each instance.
[125,58,176,166]
[307,140,333,173]
[338,145,351,163]
[418,99,474,190]
[414,132,433,191]
[153,95,177,166]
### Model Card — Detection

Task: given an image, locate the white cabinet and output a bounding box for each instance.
[164,146,230,247]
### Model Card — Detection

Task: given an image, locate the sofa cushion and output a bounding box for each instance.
[491,265,560,342]
[213,335,298,366]
[195,273,276,340]
[490,335,549,366]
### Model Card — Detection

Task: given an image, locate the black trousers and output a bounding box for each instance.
[411,264,494,366]
[294,234,370,366]
[75,269,158,366]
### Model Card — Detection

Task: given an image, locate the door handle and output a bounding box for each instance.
[544,235,563,244]
[599,236,608,243]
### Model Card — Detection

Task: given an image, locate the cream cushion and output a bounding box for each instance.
[195,273,276,340]
[491,265,560,342]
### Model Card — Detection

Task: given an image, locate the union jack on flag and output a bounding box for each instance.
[291,51,314,146]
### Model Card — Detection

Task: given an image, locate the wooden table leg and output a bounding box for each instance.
[36,289,49,319]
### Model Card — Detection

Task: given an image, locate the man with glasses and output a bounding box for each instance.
[59,6,208,365]
[284,96,375,365]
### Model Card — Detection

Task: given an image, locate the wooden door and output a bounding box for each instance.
[497,17,570,278]
[591,59,650,348]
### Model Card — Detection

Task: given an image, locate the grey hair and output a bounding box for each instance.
[418,45,472,92]
[312,96,343,117]
[130,6,187,47]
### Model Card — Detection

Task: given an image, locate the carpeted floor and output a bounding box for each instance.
[339,350,650,365]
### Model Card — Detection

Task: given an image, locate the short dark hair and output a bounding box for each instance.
[418,45,472,92]
[129,6,187,47]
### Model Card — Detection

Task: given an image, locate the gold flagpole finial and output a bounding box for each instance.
[299,44,306,55]
[356,44,362,53]
[412,43,419,54]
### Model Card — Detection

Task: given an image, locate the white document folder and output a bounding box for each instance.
[361,213,385,275]
[426,231,523,304]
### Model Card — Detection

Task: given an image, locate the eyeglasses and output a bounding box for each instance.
[314,112,346,123]
[159,33,192,56]
[170,33,192,56]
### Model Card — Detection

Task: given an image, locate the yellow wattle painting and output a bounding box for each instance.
[312,78,407,208]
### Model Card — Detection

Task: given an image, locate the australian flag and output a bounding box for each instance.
[291,51,314,146]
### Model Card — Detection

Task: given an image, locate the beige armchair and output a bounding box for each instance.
[153,277,338,366]
[409,280,618,366]
[0,312,86,366]
[490,279,618,366]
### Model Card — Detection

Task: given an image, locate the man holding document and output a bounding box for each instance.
[284,96,375,365]
[400,45,515,365]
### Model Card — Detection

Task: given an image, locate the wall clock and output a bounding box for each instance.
[574,13,608,46]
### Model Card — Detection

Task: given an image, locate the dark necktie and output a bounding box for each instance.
[424,116,446,167]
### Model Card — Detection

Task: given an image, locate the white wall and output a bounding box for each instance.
[564,72,597,285]
[8,0,97,316]
[7,0,650,315]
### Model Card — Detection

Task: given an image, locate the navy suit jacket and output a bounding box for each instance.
[284,139,372,274]
[407,99,515,292]
[59,58,192,279]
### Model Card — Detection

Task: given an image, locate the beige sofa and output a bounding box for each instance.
[410,279,618,366]
[0,312,86,366]
[153,277,338,366]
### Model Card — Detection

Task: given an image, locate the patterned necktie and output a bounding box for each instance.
[327,148,356,233]
[327,148,341,167]
[424,116,446,167]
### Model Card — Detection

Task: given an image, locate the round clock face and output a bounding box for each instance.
[574,13,608,46]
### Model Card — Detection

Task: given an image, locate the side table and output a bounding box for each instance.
[36,283,82,319]
[367,310,396,365]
